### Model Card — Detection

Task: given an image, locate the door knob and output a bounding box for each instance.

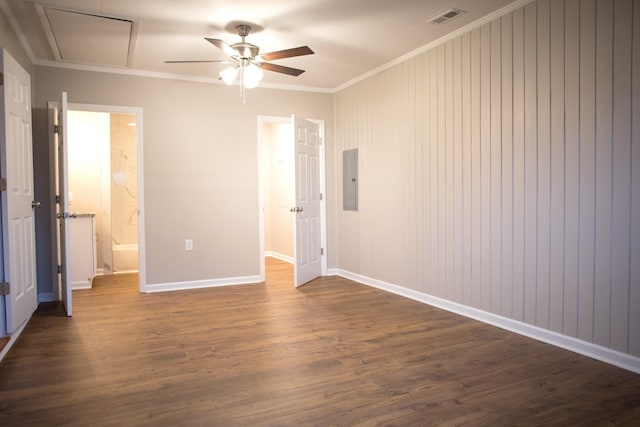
[296,207,303,213]
[31,201,41,209]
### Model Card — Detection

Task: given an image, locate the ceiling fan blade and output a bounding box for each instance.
[164,60,231,64]
[260,62,306,77]
[259,46,314,61]
[205,37,238,57]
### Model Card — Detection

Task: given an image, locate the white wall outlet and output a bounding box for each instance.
[185,239,193,251]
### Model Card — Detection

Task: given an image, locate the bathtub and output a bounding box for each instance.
[112,243,138,273]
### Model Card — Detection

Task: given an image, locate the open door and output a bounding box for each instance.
[1,49,38,333]
[52,92,72,316]
[292,116,322,287]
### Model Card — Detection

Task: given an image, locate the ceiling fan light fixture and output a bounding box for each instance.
[167,23,313,102]
[243,63,263,89]
[220,66,238,85]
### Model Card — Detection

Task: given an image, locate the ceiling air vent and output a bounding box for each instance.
[428,9,466,25]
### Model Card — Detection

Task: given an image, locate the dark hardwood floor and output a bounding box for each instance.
[1,258,639,426]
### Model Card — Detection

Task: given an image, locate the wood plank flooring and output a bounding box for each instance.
[1,258,639,426]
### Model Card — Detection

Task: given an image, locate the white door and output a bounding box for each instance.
[1,49,38,333]
[292,116,322,287]
[53,92,72,316]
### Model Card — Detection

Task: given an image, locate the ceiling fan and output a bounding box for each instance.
[165,24,314,100]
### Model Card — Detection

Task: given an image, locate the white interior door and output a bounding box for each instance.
[53,92,72,316]
[292,116,322,287]
[1,49,38,333]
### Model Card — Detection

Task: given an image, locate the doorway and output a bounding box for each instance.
[257,115,327,284]
[51,102,145,300]
[67,110,139,282]
[261,119,295,265]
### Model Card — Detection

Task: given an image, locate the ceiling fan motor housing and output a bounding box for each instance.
[232,24,259,59]
[232,42,259,59]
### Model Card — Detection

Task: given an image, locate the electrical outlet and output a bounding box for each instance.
[185,239,193,251]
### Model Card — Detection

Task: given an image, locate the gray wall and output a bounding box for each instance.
[334,0,640,358]
[33,66,334,291]
[0,4,31,73]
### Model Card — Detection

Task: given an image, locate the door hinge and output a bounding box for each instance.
[0,177,6,192]
[0,282,9,296]
[0,72,3,86]
[320,248,324,256]
[57,265,62,274]
[320,193,323,201]
[55,195,60,204]
[53,124,61,134]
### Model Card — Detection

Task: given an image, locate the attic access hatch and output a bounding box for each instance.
[36,5,138,67]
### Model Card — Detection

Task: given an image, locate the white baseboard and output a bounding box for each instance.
[265,251,294,264]
[335,269,640,375]
[0,319,28,363]
[145,275,263,293]
[72,281,92,290]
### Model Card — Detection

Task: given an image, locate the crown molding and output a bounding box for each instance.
[33,58,333,94]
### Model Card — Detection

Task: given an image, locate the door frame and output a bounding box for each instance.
[257,115,327,282]
[48,102,146,295]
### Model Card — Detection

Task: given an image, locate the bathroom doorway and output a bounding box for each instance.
[66,107,141,284]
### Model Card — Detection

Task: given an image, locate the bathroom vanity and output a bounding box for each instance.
[69,213,96,289]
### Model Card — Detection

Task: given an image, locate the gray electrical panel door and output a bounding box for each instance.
[343,149,358,210]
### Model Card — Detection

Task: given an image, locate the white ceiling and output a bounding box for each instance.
[4,0,521,91]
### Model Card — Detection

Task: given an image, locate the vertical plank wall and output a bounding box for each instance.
[334,0,640,358]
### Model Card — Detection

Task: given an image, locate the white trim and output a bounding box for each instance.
[265,251,294,264]
[335,269,640,375]
[326,268,339,276]
[71,281,92,290]
[46,101,60,302]
[333,0,536,92]
[313,118,328,278]
[145,275,262,293]
[67,102,143,115]
[0,319,28,363]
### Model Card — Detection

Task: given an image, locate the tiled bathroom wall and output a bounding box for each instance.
[110,113,138,246]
